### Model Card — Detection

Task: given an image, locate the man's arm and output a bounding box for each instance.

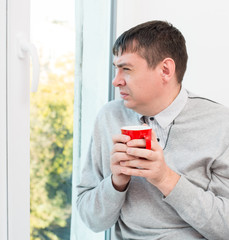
[119,133,229,240]
[164,145,229,240]
[76,134,131,232]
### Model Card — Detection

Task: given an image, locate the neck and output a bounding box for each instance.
[138,84,181,117]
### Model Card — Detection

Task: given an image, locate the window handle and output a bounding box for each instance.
[17,34,40,92]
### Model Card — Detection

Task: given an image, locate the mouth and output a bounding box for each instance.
[120,91,129,99]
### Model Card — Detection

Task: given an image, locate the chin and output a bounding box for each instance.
[123,100,136,110]
[123,100,147,115]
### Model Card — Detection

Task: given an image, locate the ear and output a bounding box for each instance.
[160,58,176,83]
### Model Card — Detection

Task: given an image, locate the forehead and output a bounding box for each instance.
[113,51,146,66]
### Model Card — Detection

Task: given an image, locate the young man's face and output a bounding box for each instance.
[112,51,164,116]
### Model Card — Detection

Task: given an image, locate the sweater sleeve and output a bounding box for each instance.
[77,173,127,232]
[76,110,128,232]
[164,145,229,240]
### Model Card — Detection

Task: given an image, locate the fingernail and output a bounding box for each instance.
[127,140,134,146]
[120,161,125,166]
[125,136,130,142]
[126,148,132,154]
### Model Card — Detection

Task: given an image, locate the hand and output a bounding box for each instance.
[110,134,134,191]
[119,130,180,196]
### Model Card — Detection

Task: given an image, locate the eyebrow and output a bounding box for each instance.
[112,62,134,68]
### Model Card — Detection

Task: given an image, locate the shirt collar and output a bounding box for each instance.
[138,87,188,129]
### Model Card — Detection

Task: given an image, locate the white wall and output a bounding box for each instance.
[116,0,229,107]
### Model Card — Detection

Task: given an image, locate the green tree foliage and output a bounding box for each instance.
[30,54,74,240]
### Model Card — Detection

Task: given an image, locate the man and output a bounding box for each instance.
[76,20,229,239]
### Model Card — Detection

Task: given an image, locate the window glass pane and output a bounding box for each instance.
[30,0,75,239]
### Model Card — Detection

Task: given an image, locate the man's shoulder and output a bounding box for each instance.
[98,100,133,116]
[101,99,124,111]
[186,90,229,115]
[96,100,138,125]
[181,91,229,132]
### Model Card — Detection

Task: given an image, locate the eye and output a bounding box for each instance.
[123,67,130,71]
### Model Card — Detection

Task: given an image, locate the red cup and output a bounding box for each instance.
[121,125,152,150]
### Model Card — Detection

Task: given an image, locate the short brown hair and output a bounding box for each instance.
[113,20,188,83]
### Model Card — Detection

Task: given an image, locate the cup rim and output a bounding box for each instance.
[121,125,152,131]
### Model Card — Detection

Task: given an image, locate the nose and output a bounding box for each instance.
[112,70,126,87]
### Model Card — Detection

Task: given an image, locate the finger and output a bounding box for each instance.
[112,134,130,144]
[111,152,137,164]
[126,147,159,160]
[120,159,152,169]
[111,142,128,154]
[151,129,158,143]
[142,124,158,142]
[120,166,150,178]
[126,138,160,151]
[126,139,145,148]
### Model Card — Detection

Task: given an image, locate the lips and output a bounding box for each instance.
[120,91,129,99]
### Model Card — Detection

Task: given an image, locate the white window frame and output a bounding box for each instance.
[71,0,116,239]
[0,0,30,239]
[0,0,8,239]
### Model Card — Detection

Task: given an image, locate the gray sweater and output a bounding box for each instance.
[76,91,229,240]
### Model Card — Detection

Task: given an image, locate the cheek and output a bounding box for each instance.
[136,81,159,101]
[127,73,158,97]
[138,80,154,92]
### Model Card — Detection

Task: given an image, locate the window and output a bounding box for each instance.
[0,0,116,239]
[30,0,75,239]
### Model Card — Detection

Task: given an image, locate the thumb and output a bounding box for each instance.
[142,123,158,143]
